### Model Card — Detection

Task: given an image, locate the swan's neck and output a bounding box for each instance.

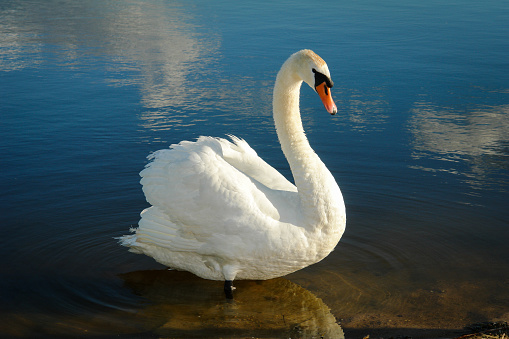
[273,61,345,235]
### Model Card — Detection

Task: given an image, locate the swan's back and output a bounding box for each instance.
[141,136,295,224]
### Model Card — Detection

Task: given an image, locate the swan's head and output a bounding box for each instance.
[294,50,338,115]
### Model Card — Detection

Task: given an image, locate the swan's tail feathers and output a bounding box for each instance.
[117,232,143,254]
[119,207,201,254]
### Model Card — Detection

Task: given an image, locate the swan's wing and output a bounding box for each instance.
[135,136,295,253]
[218,135,297,192]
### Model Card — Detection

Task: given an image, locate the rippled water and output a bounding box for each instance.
[1,0,508,337]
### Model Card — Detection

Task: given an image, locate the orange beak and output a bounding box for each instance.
[315,82,337,115]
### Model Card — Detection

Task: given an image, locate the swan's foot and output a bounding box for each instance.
[224,280,236,299]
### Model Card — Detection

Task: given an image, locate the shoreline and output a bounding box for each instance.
[342,321,509,339]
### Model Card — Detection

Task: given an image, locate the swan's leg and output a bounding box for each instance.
[224,280,235,299]
[222,265,238,299]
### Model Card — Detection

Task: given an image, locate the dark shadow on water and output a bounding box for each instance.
[344,327,466,339]
[0,269,488,338]
[118,269,344,338]
[0,269,343,338]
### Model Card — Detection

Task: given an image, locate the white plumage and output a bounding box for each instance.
[119,50,346,289]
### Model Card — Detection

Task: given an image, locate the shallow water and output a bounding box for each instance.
[1,0,508,337]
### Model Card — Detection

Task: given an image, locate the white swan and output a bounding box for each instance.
[119,50,346,297]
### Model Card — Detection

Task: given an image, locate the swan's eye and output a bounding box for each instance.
[313,69,334,89]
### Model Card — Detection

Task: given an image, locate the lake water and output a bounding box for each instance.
[1,0,508,338]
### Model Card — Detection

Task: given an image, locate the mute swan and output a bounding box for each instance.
[119,50,346,298]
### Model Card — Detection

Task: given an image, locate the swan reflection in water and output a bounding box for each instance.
[120,269,344,338]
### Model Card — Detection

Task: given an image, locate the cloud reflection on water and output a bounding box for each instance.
[0,0,225,134]
[337,89,390,132]
[408,101,509,189]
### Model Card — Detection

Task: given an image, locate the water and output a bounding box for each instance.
[1,0,508,337]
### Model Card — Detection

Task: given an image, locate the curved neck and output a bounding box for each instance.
[272,59,344,231]
[273,66,312,165]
